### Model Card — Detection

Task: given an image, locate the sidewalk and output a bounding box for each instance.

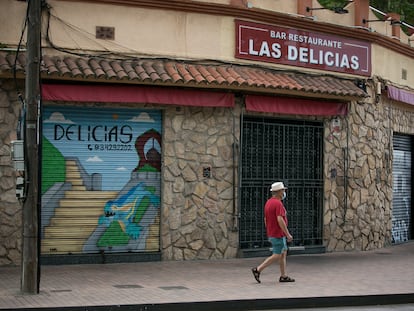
[1,241,414,311]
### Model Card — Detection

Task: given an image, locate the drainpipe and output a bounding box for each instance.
[232,137,238,231]
[343,106,350,221]
[233,101,244,231]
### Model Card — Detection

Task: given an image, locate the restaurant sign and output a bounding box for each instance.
[236,20,371,76]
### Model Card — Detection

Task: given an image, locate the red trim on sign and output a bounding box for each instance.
[387,85,414,106]
[42,84,234,107]
[246,95,348,116]
[235,20,371,77]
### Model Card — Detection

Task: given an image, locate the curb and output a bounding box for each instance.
[7,293,414,311]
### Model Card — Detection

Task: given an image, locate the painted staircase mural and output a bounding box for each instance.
[41,159,119,254]
[41,107,162,255]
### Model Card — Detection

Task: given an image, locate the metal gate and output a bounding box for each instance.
[240,117,324,251]
[392,134,413,244]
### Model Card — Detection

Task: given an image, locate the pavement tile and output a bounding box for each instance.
[0,242,413,310]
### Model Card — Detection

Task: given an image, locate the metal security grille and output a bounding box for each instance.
[240,117,324,250]
[392,134,413,244]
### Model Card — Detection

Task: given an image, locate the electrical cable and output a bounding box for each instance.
[14,0,30,141]
[40,1,367,88]
[44,4,140,59]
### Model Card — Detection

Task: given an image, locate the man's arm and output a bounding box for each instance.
[277,215,293,242]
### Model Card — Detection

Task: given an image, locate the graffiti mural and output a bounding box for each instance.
[392,149,412,244]
[41,106,161,254]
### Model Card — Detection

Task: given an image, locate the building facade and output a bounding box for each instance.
[0,0,413,265]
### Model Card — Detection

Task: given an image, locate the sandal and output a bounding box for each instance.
[279,276,295,282]
[251,267,261,283]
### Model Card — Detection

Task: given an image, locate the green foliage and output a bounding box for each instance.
[317,0,349,9]
[317,0,414,30]
[41,136,66,195]
[370,0,414,27]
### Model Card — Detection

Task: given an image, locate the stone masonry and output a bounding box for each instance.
[161,105,241,260]
[323,81,414,252]
[0,80,22,265]
[1,80,414,265]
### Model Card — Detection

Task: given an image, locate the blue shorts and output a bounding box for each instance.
[269,237,288,254]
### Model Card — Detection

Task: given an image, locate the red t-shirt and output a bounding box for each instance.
[264,197,288,238]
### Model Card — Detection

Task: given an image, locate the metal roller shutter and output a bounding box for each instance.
[392,134,412,244]
[41,106,161,255]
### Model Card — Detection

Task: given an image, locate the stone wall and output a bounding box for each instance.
[161,105,240,260]
[389,100,414,135]
[0,80,22,265]
[324,86,414,252]
[1,79,414,265]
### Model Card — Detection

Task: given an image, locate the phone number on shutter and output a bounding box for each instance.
[88,144,133,151]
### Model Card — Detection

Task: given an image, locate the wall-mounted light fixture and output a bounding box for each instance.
[362,18,384,24]
[306,6,349,14]
[362,16,393,24]
[355,80,366,92]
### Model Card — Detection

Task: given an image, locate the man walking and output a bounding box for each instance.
[251,182,295,283]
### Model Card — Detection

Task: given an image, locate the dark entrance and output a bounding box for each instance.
[239,116,324,255]
[392,134,413,244]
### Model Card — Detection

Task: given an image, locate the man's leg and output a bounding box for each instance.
[251,238,284,283]
[278,250,295,282]
[279,250,287,277]
[257,253,280,272]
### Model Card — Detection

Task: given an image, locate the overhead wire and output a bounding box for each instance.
[44,3,142,60]
[14,0,30,141]
[37,0,367,93]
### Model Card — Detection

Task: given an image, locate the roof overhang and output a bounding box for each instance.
[0,52,368,101]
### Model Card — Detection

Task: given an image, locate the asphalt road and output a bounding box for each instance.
[254,303,414,311]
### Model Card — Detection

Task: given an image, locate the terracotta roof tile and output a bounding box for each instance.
[110,61,128,80]
[216,67,235,85]
[153,61,171,82]
[42,55,59,75]
[133,62,151,81]
[77,58,94,78]
[99,60,117,79]
[89,59,105,78]
[4,53,25,72]
[252,70,272,87]
[0,52,367,98]
[54,58,71,76]
[165,62,183,83]
[187,65,205,83]
[226,67,243,85]
[195,65,215,84]
[122,61,139,80]
[207,66,227,84]
[64,57,82,77]
[176,63,195,83]
[142,61,160,82]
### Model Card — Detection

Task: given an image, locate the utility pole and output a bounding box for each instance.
[21,0,41,294]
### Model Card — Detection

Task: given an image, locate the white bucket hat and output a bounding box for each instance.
[270,182,288,192]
